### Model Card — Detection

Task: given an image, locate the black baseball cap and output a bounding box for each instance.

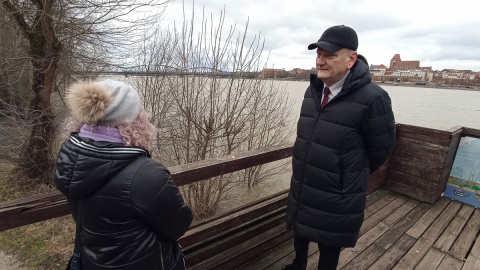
[308,25,358,52]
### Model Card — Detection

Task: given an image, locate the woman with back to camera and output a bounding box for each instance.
[55,79,193,269]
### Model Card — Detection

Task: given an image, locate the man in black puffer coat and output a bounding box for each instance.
[284,25,396,270]
[55,80,193,269]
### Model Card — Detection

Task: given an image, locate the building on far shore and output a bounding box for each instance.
[260,67,314,80]
[259,68,288,79]
[389,54,420,71]
[387,54,433,81]
[430,69,480,87]
[370,64,388,77]
[435,69,476,79]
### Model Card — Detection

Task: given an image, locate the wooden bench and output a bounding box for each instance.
[180,190,291,269]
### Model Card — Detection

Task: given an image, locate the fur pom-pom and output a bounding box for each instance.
[65,81,113,124]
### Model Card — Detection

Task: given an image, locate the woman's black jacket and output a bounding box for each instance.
[55,134,193,269]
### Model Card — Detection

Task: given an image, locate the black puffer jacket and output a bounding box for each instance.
[286,60,396,248]
[55,134,193,269]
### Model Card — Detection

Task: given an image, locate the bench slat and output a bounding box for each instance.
[185,210,286,267]
[180,190,288,247]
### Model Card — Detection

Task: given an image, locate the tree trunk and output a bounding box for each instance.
[20,58,57,183]
[18,0,60,184]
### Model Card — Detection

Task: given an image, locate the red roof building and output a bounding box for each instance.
[389,54,420,71]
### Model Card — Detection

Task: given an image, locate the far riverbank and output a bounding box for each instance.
[268,77,480,91]
[376,81,480,91]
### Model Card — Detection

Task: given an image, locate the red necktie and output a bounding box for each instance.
[321,87,330,109]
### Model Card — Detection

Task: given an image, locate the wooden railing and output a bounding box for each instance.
[0,143,293,232]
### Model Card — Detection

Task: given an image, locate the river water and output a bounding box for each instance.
[218,81,480,212]
[102,75,479,131]
[284,81,480,132]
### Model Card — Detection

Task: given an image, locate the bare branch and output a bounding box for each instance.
[131,2,294,219]
[1,0,33,39]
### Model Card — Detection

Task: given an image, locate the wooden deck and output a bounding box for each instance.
[240,189,480,270]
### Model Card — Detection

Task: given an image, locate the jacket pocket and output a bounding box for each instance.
[339,157,346,193]
[159,240,186,270]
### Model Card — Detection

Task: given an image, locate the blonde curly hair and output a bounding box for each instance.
[63,109,156,151]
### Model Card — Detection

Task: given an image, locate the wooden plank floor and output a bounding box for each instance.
[240,189,480,270]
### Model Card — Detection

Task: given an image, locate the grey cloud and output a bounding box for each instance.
[162,0,480,71]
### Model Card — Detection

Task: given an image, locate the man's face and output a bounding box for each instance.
[316,48,357,86]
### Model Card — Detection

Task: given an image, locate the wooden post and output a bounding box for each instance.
[385,124,464,204]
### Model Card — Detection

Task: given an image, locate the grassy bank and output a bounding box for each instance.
[0,164,73,270]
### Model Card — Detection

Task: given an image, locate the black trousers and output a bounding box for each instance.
[292,236,342,270]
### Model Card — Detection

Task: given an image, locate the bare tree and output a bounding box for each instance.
[0,6,32,168]
[132,4,294,220]
[0,0,170,184]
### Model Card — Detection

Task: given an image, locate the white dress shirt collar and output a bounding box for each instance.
[324,70,350,99]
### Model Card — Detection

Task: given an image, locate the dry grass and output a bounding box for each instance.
[0,163,17,201]
[0,163,74,270]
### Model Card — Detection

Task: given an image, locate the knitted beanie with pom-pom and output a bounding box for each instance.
[65,79,142,125]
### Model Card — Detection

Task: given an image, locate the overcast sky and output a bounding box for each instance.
[159,0,480,72]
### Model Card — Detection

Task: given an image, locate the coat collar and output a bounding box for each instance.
[310,59,372,96]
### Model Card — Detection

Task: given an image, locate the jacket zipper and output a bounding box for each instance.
[292,81,323,225]
[291,111,321,226]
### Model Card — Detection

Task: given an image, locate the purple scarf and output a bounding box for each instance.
[78,124,124,144]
